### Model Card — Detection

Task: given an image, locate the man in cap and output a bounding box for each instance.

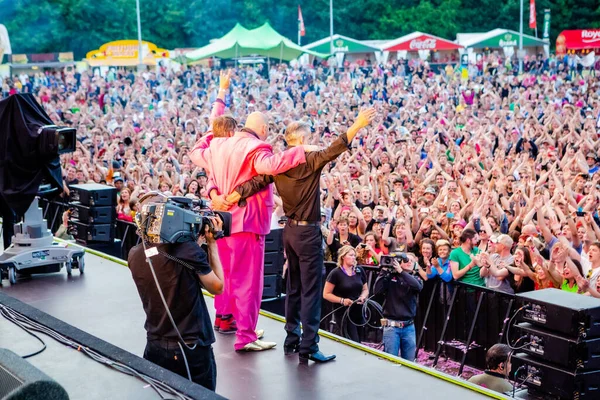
[586,153,599,175]
[480,234,514,294]
[424,186,437,203]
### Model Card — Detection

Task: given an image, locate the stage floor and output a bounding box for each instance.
[0,247,499,400]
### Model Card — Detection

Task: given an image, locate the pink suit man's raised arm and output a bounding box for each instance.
[252,146,306,175]
[209,99,226,126]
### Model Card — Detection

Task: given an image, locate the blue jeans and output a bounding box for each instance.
[383,324,416,361]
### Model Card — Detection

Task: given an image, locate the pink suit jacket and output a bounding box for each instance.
[190,131,306,236]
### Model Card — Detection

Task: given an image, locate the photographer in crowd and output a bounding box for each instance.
[128,216,224,391]
[374,254,423,361]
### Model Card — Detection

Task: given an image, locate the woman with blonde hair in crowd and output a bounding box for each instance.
[323,245,369,342]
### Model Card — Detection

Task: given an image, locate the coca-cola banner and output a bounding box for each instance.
[384,34,463,52]
[556,29,600,53]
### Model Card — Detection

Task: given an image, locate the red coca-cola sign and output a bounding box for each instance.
[409,38,437,50]
[384,33,463,52]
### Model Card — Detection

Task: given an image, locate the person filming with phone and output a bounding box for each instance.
[374,254,423,361]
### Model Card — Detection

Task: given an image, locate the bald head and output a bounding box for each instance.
[245,112,269,141]
[522,224,538,237]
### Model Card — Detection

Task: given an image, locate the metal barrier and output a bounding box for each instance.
[416,279,515,373]
[318,263,517,373]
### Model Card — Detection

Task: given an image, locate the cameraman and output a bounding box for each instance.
[128,217,224,391]
[374,256,423,361]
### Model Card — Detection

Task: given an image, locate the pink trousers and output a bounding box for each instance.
[214,239,232,318]
[215,232,265,350]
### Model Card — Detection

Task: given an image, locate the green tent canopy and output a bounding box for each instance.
[304,34,381,54]
[457,29,548,49]
[186,22,327,62]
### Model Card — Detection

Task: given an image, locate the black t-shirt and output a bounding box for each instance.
[328,232,362,260]
[355,200,376,210]
[128,241,215,345]
[326,266,367,300]
[65,178,79,186]
[508,274,535,294]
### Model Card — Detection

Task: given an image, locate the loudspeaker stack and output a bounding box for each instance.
[263,228,284,298]
[512,289,600,399]
[68,183,117,244]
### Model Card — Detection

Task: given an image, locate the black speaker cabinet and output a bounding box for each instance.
[264,252,284,276]
[0,348,69,400]
[68,220,115,244]
[263,275,281,298]
[69,184,117,207]
[69,203,116,224]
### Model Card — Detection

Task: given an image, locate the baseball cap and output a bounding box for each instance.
[452,219,467,228]
[425,186,437,195]
[196,171,207,178]
[113,176,124,183]
[492,234,514,248]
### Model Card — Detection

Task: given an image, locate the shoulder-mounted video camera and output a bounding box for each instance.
[135,192,231,244]
[379,252,411,275]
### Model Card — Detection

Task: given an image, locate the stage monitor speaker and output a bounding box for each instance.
[0,348,69,400]
[69,184,117,207]
[511,352,600,399]
[516,288,600,339]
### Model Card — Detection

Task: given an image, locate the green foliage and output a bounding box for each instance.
[0,0,598,59]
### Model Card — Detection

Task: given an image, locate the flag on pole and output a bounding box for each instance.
[298,5,306,37]
[529,0,537,29]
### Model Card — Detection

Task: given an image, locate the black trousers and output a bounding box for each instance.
[0,195,15,250]
[283,223,323,354]
[143,339,217,391]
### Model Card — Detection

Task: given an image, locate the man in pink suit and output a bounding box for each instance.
[197,71,238,336]
[190,110,308,352]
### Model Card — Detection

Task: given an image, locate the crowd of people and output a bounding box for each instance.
[5,51,600,372]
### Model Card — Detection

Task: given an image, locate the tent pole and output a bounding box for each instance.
[519,0,523,74]
[330,0,334,75]
[279,42,283,64]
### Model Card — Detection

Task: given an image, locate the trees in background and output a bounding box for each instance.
[0,0,598,58]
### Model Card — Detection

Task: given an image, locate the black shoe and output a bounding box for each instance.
[299,351,336,364]
[284,344,300,355]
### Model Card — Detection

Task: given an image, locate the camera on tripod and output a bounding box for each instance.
[134,192,232,244]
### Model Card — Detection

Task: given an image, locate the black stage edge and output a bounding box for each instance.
[0,291,225,400]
